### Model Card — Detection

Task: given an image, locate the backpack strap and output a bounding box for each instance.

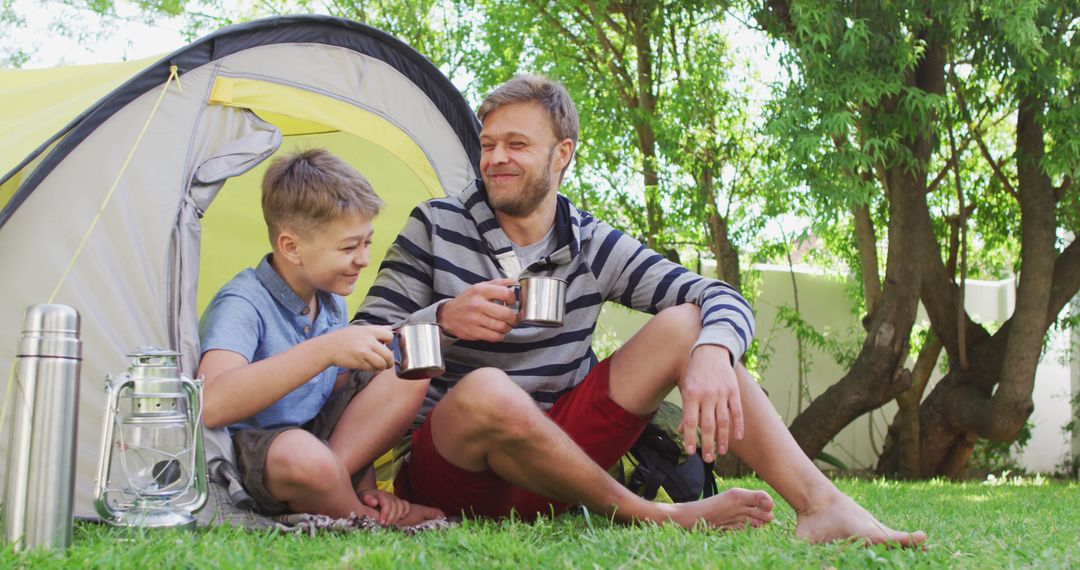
[702,459,718,498]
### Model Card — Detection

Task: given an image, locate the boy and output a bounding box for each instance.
[198,148,442,526]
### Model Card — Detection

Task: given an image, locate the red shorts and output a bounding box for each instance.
[393,357,651,520]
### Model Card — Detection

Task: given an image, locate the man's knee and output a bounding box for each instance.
[444,368,540,437]
[640,303,701,357]
[655,303,701,331]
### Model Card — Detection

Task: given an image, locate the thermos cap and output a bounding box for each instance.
[18,304,82,359]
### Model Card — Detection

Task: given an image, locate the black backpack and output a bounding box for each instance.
[612,401,718,502]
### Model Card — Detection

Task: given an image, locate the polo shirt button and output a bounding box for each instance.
[301,306,310,315]
[304,326,310,334]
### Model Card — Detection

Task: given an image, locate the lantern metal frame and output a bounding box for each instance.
[93,349,208,529]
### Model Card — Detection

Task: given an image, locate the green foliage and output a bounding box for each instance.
[0,0,29,67]
[774,304,861,370]
[467,0,791,279]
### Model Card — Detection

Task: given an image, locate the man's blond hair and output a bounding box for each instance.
[477,74,579,144]
[261,148,383,242]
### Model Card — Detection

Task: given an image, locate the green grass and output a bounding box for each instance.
[4,477,1079,569]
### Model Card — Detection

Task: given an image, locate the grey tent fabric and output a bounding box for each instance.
[0,15,480,526]
[194,125,282,186]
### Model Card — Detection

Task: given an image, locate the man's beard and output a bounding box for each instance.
[487,146,555,217]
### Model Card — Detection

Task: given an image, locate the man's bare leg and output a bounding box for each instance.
[727,364,927,546]
[428,323,773,530]
[611,303,926,546]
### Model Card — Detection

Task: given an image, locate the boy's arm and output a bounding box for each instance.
[201,325,394,429]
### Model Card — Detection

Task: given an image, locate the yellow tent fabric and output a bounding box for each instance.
[207,76,442,200]
[0,56,160,181]
[198,77,444,316]
[0,61,445,318]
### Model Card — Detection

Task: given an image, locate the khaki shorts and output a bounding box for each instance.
[232,372,372,515]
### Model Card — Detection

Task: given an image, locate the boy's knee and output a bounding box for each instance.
[267,432,343,491]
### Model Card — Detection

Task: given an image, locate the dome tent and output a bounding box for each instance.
[0,14,479,523]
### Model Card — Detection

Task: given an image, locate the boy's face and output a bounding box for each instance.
[293,212,375,297]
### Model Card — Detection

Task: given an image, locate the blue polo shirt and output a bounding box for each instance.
[199,254,348,432]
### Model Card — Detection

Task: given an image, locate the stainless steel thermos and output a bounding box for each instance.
[2,304,82,551]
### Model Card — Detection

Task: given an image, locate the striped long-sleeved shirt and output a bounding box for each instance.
[354,180,755,418]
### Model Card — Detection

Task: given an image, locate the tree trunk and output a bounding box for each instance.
[877,335,941,477]
[852,203,881,316]
[699,158,742,291]
[786,31,946,459]
[878,93,1080,477]
[712,216,741,292]
[787,164,923,458]
[628,3,662,251]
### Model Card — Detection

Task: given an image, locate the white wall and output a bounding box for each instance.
[1073,298,1080,477]
[597,264,1078,474]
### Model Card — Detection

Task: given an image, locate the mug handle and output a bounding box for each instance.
[493,284,521,313]
[389,333,403,368]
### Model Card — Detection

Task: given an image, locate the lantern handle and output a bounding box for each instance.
[175,375,208,515]
[93,374,133,523]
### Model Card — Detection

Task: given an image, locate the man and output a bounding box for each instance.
[355,74,926,546]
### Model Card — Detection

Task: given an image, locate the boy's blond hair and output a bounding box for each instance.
[261,148,383,242]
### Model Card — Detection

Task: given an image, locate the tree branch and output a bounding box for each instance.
[926,134,972,194]
[950,71,1019,199]
[585,0,626,37]
[1048,234,1080,325]
[1055,175,1071,202]
[527,1,636,107]
[574,4,629,69]
[853,201,881,315]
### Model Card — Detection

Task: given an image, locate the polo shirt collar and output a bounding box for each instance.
[253,254,343,320]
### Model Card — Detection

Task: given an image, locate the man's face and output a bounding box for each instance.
[479,102,571,217]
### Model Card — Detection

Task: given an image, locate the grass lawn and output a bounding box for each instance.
[4,476,1078,569]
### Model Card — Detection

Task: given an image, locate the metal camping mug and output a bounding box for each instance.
[516,276,567,326]
[391,322,445,380]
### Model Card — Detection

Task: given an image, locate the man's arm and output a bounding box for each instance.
[590,221,754,460]
[353,203,517,341]
[592,222,754,362]
[354,205,442,327]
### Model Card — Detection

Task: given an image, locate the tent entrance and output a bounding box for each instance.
[198,78,445,316]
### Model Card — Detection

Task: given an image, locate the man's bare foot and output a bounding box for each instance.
[660,487,775,530]
[795,492,927,548]
[395,503,446,528]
